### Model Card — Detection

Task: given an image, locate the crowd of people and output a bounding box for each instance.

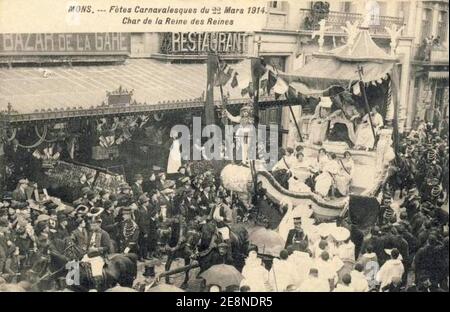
[0,116,448,292]
[0,163,254,291]
[242,120,448,292]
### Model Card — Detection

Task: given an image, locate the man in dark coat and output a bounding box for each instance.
[86,216,114,256]
[100,200,119,251]
[135,194,153,261]
[285,217,307,250]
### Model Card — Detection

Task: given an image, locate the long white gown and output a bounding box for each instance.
[355,112,384,149]
[315,160,339,197]
[167,139,182,174]
[335,158,354,196]
[288,158,312,193]
[308,106,330,145]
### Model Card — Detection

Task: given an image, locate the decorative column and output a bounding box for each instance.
[396,38,414,132]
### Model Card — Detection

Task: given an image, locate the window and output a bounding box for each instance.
[341,1,352,13]
[421,9,433,41]
[269,1,278,9]
[268,1,288,12]
[365,0,380,26]
[438,11,448,44]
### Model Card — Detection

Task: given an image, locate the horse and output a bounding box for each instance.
[195,220,249,273]
[25,238,138,292]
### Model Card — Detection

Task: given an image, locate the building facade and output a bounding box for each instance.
[247,0,448,144]
[409,0,449,130]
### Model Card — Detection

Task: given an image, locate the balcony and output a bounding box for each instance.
[414,40,449,64]
[299,9,405,36]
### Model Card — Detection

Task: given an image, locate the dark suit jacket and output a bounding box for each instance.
[87,229,114,255]
[71,228,89,255]
[135,206,152,234]
[285,229,306,249]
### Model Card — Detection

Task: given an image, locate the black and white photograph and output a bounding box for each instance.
[0,0,448,297]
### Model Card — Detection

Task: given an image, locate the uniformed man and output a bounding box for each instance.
[118,207,139,254]
[285,217,307,250]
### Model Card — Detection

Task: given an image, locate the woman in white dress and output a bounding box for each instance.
[315,153,340,198]
[355,106,384,150]
[335,151,354,196]
[167,133,182,174]
[308,98,332,145]
[288,152,312,193]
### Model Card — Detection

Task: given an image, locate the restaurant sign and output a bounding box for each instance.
[0,33,131,55]
[162,32,248,55]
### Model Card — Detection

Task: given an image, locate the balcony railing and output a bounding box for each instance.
[299,9,405,36]
[414,41,449,63]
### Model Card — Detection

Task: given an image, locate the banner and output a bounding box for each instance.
[0,33,131,55]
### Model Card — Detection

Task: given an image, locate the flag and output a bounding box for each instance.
[215,63,233,87]
[267,70,277,95]
[273,76,289,95]
[231,72,239,88]
[241,82,255,98]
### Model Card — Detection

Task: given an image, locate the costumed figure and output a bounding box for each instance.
[167,132,182,174]
[223,101,255,165]
[327,92,360,147]
[315,153,340,198]
[355,106,384,150]
[335,151,354,196]
[308,97,332,145]
[288,152,312,193]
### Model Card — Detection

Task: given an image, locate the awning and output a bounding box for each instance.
[429,71,449,79]
[281,57,393,91]
[0,58,253,116]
